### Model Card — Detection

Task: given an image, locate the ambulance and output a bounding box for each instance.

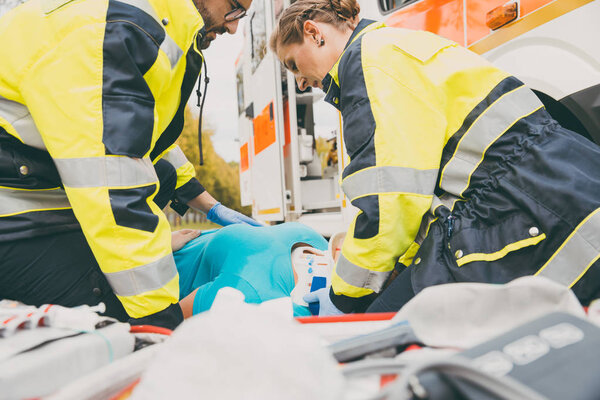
[237,0,599,235]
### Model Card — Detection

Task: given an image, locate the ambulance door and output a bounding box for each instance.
[236,58,253,207]
[245,0,286,221]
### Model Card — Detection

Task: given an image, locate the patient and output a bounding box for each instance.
[173,223,332,318]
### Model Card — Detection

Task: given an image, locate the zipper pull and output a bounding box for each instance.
[446,215,456,238]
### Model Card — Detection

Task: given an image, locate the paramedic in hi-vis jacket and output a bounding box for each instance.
[0,0,256,329]
[271,0,600,315]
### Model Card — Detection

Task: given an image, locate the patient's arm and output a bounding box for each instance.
[179,289,198,319]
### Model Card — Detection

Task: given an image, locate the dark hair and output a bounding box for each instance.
[269,0,360,56]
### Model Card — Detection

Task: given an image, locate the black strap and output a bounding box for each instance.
[196,55,209,166]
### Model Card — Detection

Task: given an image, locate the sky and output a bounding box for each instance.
[187,21,246,163]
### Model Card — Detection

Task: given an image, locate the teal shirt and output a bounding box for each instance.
[174,222,328,316]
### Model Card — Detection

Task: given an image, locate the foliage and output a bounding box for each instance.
[316,136,335,169]
[177,107,251,215]
[176,220,220,230]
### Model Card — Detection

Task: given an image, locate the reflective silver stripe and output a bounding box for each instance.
[162,145,188,169]
[104,253,178,297]
[54,157,158,188]
[429,193,461,214]
[160,35,183,69]
[440,86,543,196]
[116,0,182,69]
[537,208,600,287]
[429,195,444,214]
[415,212,434,245]
[0,187,70,216]
[0,96,45,150]
[342,166,438,201]
[336,254,391,292]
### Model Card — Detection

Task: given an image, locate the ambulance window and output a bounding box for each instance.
[379,0,418,14]
[236,67,245,116]
[249,2,267,73]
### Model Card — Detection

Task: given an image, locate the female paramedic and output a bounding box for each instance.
[173,223,333,317]
[269,0,600,315]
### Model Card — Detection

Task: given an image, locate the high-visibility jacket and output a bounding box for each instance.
[323,20,600,312]
[0,0,206,318]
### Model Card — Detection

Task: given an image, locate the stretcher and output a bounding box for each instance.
[5,279,600,400]
[8,310,600,400]
[0,300,172,400]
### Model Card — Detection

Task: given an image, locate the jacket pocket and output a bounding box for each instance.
[448,212,546,268]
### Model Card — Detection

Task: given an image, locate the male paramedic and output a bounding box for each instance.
[0,0,254,329]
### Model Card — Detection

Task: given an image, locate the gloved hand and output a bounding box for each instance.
[207,202,262,227]
[303,287,344,317]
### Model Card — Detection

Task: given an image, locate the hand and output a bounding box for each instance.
[303,287,344,317]
[206,202,262,227]
[171,229,201,252]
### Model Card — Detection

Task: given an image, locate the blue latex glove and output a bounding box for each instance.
[303,287,344,317]
[207,202,262,227]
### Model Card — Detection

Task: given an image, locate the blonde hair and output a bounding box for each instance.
[270,0,360,56]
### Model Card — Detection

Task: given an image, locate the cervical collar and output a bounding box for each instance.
[290,246,333,307]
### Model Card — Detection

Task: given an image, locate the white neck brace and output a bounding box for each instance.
[290,246,333,307]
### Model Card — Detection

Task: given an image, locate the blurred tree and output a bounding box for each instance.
[177,107,251,215]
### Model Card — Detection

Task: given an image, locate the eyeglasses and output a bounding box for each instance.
[224,0,247,22]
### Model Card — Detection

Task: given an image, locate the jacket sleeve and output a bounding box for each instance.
[158,144,205,205]
[330,39,448,312]
[20,20,180,319]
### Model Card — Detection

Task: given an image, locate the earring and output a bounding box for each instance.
[320,38,325,46]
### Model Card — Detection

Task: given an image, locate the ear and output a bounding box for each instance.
[302,20,321,41]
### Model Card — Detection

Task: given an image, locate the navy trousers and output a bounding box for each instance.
[0,159,183,328]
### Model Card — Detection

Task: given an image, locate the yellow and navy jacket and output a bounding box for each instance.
[323,20,529,312]
[0,0,206,318]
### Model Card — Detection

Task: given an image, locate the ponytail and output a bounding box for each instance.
[270,0,360,55]
[329,0,359,22]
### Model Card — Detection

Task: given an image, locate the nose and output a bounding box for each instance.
[295,76,309,91]
[224,19,240,34]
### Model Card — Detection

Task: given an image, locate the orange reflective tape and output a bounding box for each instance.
[385,0,465,44]
[521,0,554,16]
[283,99,291,158]
[469,0,593,53]
[240,142,249,172]
[253,102,276,155]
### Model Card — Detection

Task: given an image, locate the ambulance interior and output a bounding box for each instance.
[236,0,353,234]
[280,65,343,214]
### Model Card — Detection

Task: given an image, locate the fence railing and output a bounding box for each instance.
[164,208,208,228]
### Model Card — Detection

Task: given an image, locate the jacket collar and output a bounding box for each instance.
[321,19,383,91]
[149,0,205,52]
[322,19,383,109]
